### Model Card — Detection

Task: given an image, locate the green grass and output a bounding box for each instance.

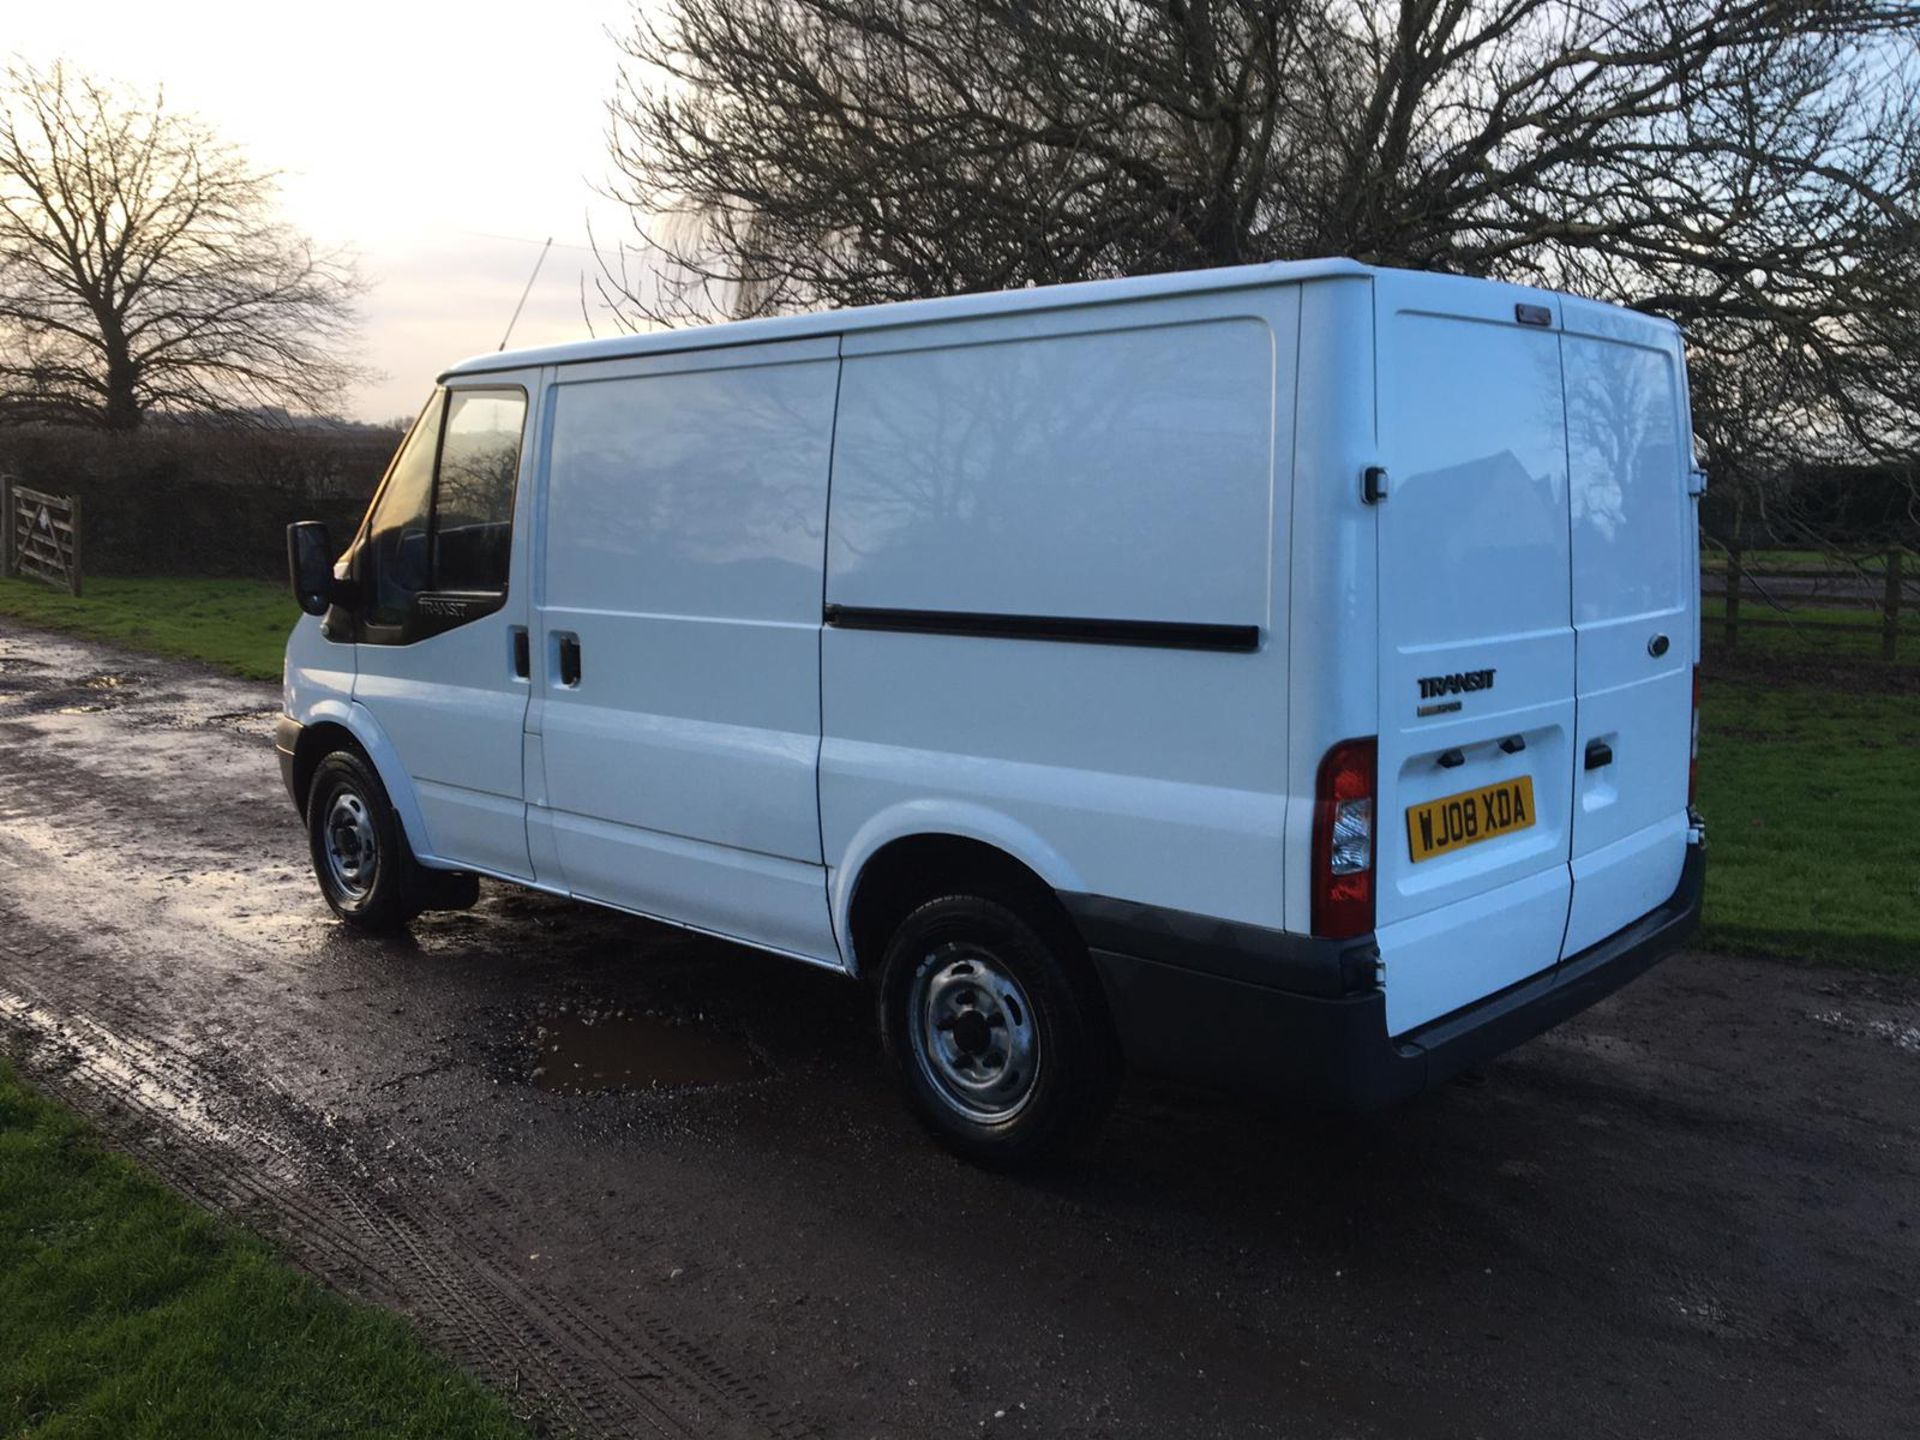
[0,1060,528,1440]
[1698,596,1907,665]
[0,576,296,682]
[1696,649,1920,972]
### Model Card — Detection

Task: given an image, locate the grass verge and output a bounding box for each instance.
[1696,614,1919,972]
[0,1059,527,1439]
[0,576,295,682]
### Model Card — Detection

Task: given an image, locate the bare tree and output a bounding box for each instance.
[600,1,1920,508]
[0,60,366,429]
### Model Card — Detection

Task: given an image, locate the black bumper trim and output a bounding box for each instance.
[1083,843,1704,1109]
[274,713,303,812]
[1060,890,1376,998]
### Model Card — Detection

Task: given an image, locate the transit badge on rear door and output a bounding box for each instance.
[1415,667,1495,716]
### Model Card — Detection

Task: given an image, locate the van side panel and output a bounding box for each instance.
[532,339,841,962]
[821,290,1297,936]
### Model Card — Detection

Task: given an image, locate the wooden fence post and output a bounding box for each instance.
[0,474,11,579]
[1723,541,1741,649]
[1885,547,1903,663]
[67,494,82,597]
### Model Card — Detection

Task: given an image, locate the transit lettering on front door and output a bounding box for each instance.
[1406,775,1536,863]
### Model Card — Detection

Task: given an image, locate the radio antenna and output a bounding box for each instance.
[498,236,553,351]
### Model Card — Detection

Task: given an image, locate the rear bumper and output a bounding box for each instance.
[1076,843,1704,1109]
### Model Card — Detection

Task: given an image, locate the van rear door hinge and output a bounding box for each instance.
[1687,466,1708,498]
[1363,465,1390,505]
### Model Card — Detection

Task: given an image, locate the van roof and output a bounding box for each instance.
[441,257,1376,380]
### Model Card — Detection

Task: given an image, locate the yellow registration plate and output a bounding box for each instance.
[1406,775,1536,863]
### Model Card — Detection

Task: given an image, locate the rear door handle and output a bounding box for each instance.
[1585,739,1613,771]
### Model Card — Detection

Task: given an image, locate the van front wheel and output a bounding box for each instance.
[878,894,1118,1167]
[306,749,424,932]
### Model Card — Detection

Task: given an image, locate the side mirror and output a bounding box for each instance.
[287,521,344,617]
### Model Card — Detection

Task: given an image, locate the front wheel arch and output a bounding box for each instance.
[290,720,362,821]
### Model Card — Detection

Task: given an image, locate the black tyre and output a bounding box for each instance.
[877,893,1119,1168]
[306,749,426,932]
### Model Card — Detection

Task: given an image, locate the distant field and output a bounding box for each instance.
[0,576,294,682]
[1700,546,1904,575]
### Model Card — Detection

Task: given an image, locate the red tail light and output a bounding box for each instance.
[1312,737,1377,939]
[1688,666,1701,808]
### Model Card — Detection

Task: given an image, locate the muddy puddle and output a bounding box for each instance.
[1809,1007,1920,1054]
[6,670,149,714]
[528,1010,762,1095]
[0,655,49,691]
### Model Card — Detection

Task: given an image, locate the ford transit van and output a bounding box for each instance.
[280,260,1706,1165]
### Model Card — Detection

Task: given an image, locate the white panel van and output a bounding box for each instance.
[280,260,1706,1165]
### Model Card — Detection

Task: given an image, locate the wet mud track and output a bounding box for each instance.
[1,618,1915,1439]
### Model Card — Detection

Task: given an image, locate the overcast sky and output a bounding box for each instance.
[9,0,645,420]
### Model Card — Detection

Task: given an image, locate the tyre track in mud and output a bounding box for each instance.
[0,627,814,1440]
[0,964,809,1440]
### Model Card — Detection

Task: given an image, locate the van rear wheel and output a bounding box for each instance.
[878,894,1118,1168]
[307,749,425,932]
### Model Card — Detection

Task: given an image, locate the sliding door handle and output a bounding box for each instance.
[557,634,582,688]
[510,627,530,679]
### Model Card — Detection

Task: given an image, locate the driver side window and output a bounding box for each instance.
[363,392,444,628]
[359,387,528,633]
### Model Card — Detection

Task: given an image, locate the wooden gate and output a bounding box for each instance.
[1,477,83,596]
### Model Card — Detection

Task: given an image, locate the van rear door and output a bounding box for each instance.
[1371,275,1577,1035]
[1559,299,1695,956]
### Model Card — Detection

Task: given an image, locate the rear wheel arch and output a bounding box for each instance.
[845,833,1085,983]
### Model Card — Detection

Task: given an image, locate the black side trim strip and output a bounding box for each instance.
[823,604,1259,653]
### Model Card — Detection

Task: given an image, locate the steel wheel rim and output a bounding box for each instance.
[908,944,1040,1123]
[323,788,378,900]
